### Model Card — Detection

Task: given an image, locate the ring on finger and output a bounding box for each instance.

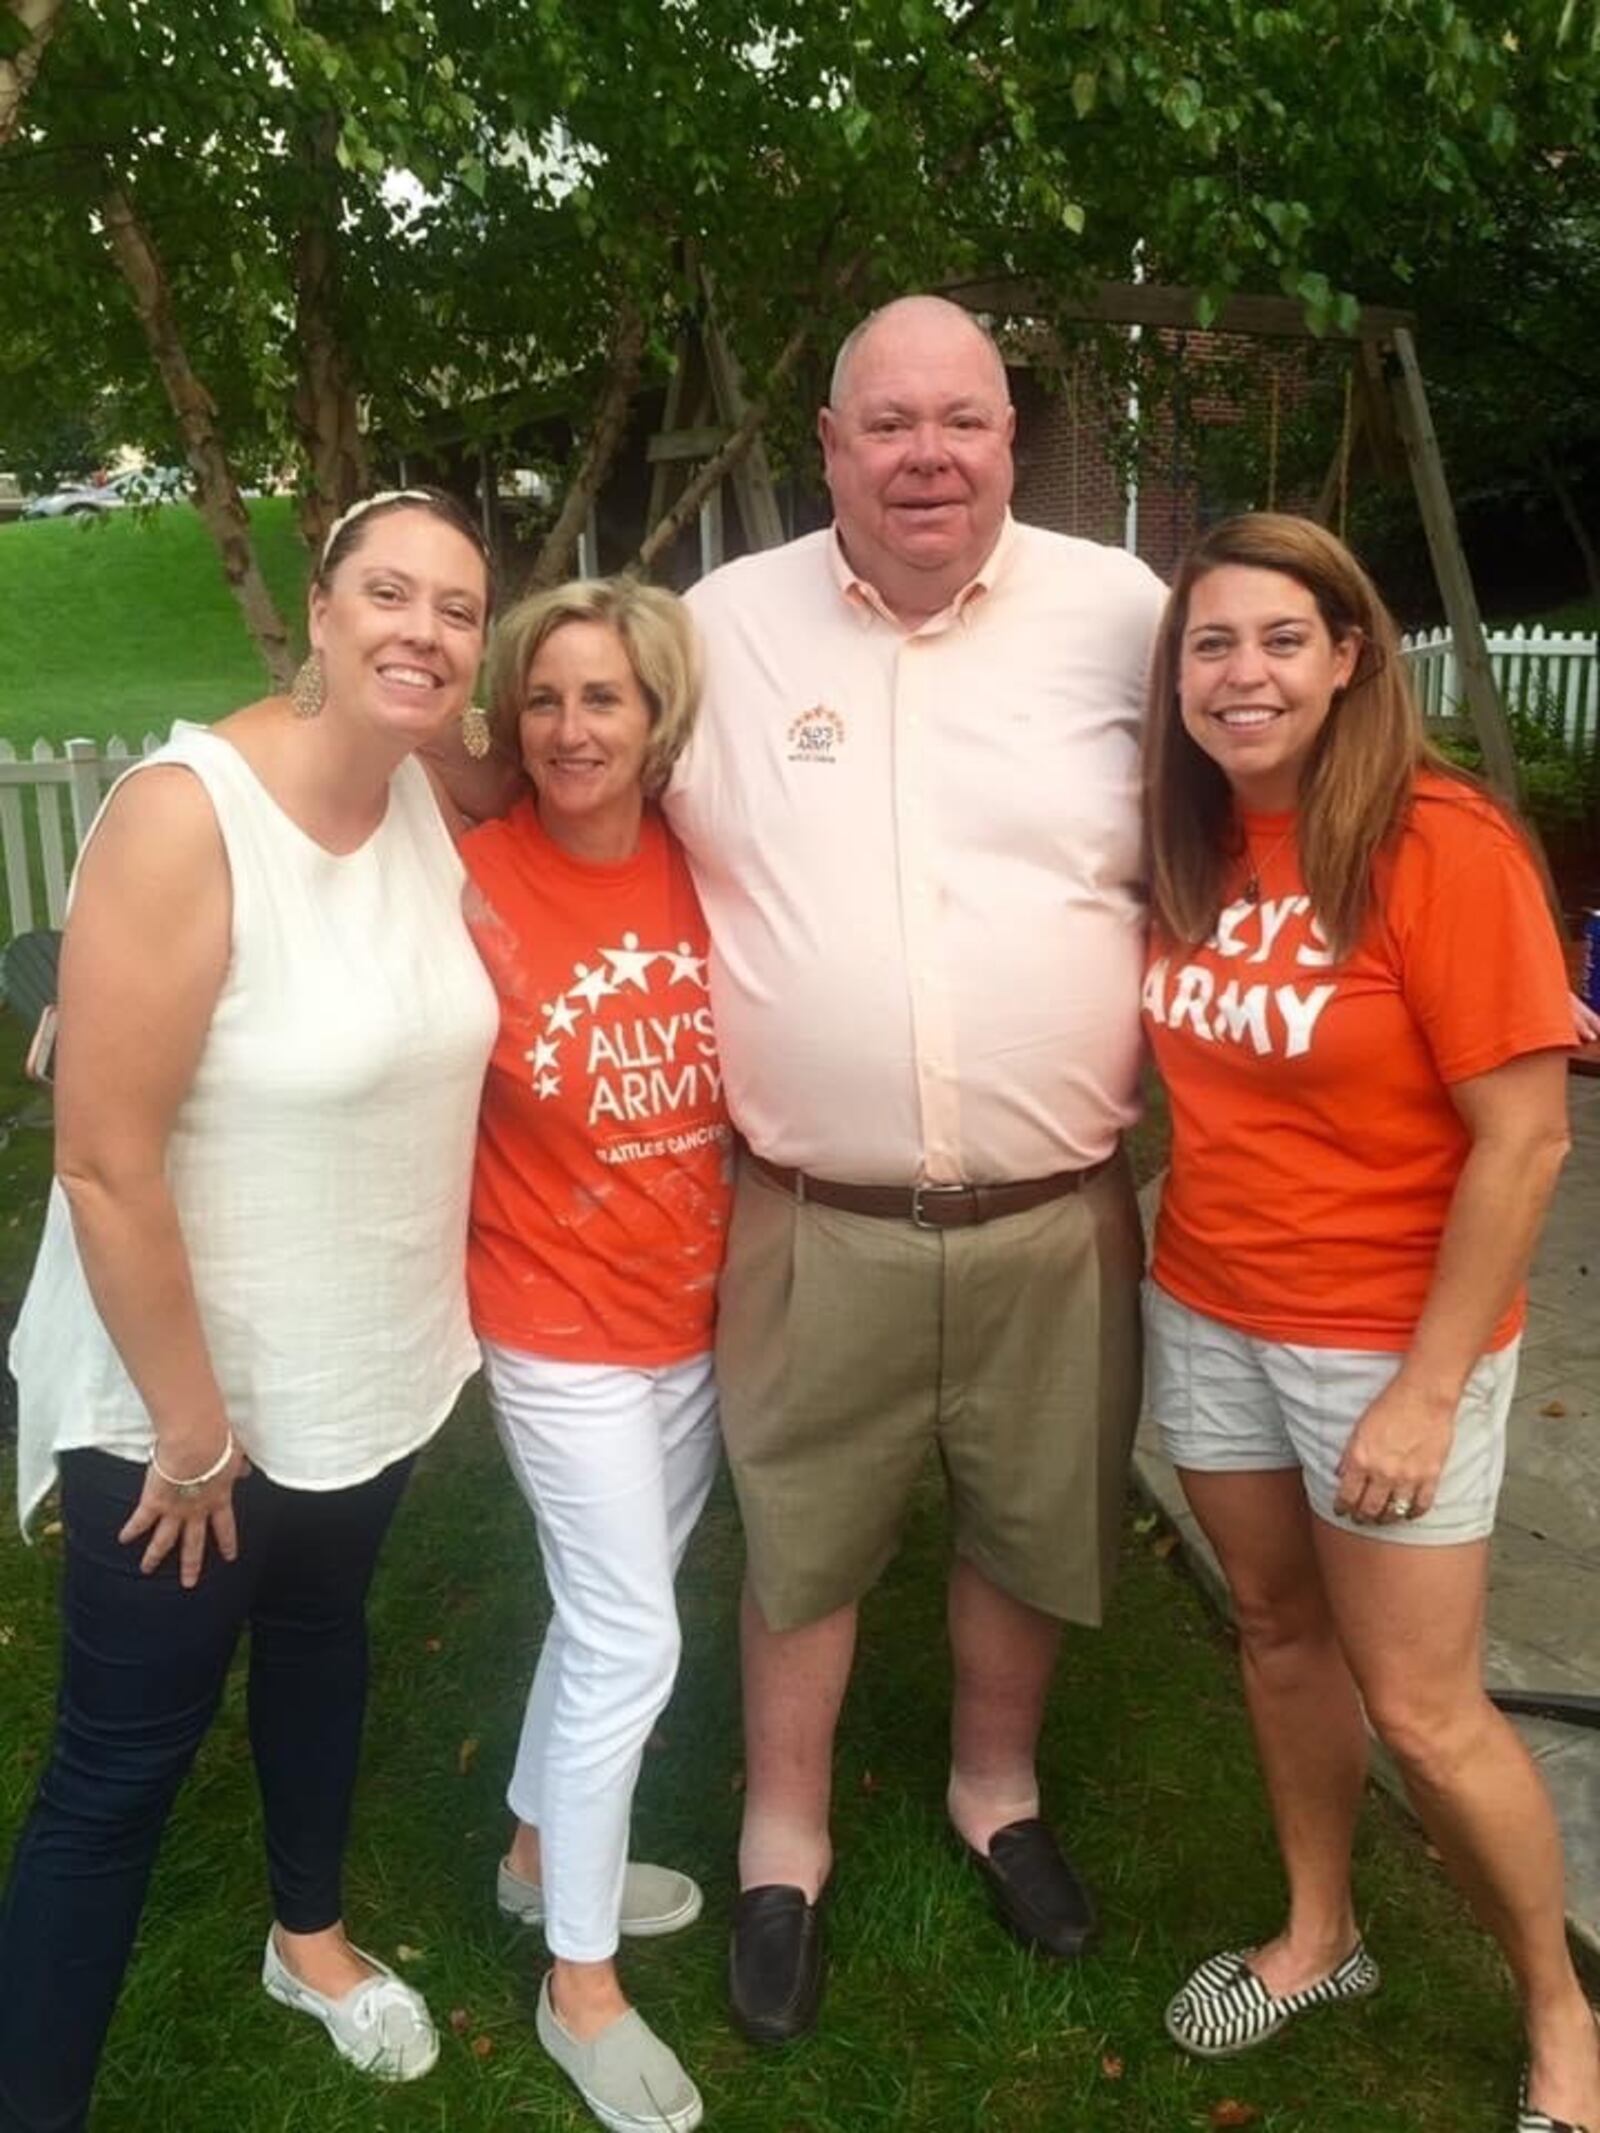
[1389,1494,1415,1519]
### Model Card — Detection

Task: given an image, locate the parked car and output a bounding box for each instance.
[20,466,187,519]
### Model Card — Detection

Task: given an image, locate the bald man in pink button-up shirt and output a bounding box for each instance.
[668,296,1166,2043]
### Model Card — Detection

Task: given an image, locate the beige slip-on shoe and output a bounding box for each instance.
[498,1857,703,1938]
[536,1973,703,2133]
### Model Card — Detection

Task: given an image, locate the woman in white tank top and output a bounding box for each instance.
[0,491,498,2130]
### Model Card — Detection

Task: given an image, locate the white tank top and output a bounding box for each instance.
[11,723,498,1531]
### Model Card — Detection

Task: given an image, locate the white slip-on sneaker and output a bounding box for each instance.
[536,1974,703,2133]
[261,1930,439,2081]
[498,1858,703,1939]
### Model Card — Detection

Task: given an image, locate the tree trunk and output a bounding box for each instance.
[291,110,369,557]
[100,176,296,690]
[1540,448,1600,612]
[530,298,647,589]
[0,0,66,149]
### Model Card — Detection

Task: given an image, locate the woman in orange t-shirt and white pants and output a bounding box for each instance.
[1141,516,1598,2133]
[458,579,730,2133]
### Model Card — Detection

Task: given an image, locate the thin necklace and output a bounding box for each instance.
[1240,821,1296,904]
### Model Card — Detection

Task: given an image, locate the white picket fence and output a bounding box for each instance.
[1400,623,1600,758]
[1,620,1596,944]
[0,733,163,938]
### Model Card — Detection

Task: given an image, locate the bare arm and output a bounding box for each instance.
[53,767,247,1584]
[1335,1049,1570,1522]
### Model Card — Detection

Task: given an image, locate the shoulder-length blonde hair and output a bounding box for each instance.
[1144,512,1476,960]
[487,575,701,798]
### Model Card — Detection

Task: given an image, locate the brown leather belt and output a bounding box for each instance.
[747,1151,1112,1230]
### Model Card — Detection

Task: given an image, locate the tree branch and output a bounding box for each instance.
[0,0,66,149]
[291,108,370,556]
[1539,446,1600,611]
[530,296,647,588]
[100,174,296,690]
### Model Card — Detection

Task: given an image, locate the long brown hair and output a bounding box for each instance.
[1144,513,1473,959]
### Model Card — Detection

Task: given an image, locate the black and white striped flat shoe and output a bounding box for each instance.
[1517,2068,1594,2132]
[1164,1941,1381,2059]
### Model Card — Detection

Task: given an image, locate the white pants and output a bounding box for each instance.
[483,1343,721,1961]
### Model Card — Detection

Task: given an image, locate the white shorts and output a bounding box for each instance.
[1143,1282,1517,1545]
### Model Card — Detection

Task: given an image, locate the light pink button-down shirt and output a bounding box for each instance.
[669,515,1165,1185]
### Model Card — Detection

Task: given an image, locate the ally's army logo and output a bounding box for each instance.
[525,934,727,1157]
[1143,894,1337,1060]
[787,703,846,764]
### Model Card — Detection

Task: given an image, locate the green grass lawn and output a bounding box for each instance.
[0,1386,1532,2133]
[0,500,310,746]
[0,1017,52,1304]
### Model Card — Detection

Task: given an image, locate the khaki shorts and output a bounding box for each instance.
[715,1151,1144,1632]
[1144,1282,1516,1545]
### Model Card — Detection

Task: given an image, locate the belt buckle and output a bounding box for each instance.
[910,1181,971,1230]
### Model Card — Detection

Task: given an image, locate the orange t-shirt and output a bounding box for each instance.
[461,800,733,1365]
[1145,774,1572,1351]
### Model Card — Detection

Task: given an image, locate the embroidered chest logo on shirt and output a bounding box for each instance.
[524,934,725,1153]
[787,704,846,764]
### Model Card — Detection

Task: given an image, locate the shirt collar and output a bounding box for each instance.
[828,512,1017,634]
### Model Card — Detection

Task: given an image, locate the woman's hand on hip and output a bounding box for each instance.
[119,1437,252,1588]
[1333,1375,1456,1525]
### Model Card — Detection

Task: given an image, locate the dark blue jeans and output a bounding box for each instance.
[0,1447,413,2133]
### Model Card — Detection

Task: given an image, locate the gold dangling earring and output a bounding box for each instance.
[290,650,326,719]
[461,703,492,760]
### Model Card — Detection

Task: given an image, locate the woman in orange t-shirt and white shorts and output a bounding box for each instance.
[457,579,731,2133]
[1141,515,1597,2133]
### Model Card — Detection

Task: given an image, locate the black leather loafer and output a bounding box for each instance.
[728,1882,827,2044]
[969,1817,1098,1959]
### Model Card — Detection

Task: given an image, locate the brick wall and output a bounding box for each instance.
[1010,334,1315,581]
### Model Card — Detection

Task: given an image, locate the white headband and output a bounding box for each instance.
[319,489,435,568]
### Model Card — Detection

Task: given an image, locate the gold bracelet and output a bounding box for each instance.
[149,1430,235,1498]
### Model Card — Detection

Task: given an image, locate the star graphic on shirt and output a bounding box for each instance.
[600,932,656,991]
[567,961,615,1011]
[525,1037,561,1075]
[535,1072,562,1100]
[664,941,708,987]
[542,996,581,1037]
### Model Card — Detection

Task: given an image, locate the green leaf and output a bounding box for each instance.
[1163,77,1203,131]
[840,103,872,152]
